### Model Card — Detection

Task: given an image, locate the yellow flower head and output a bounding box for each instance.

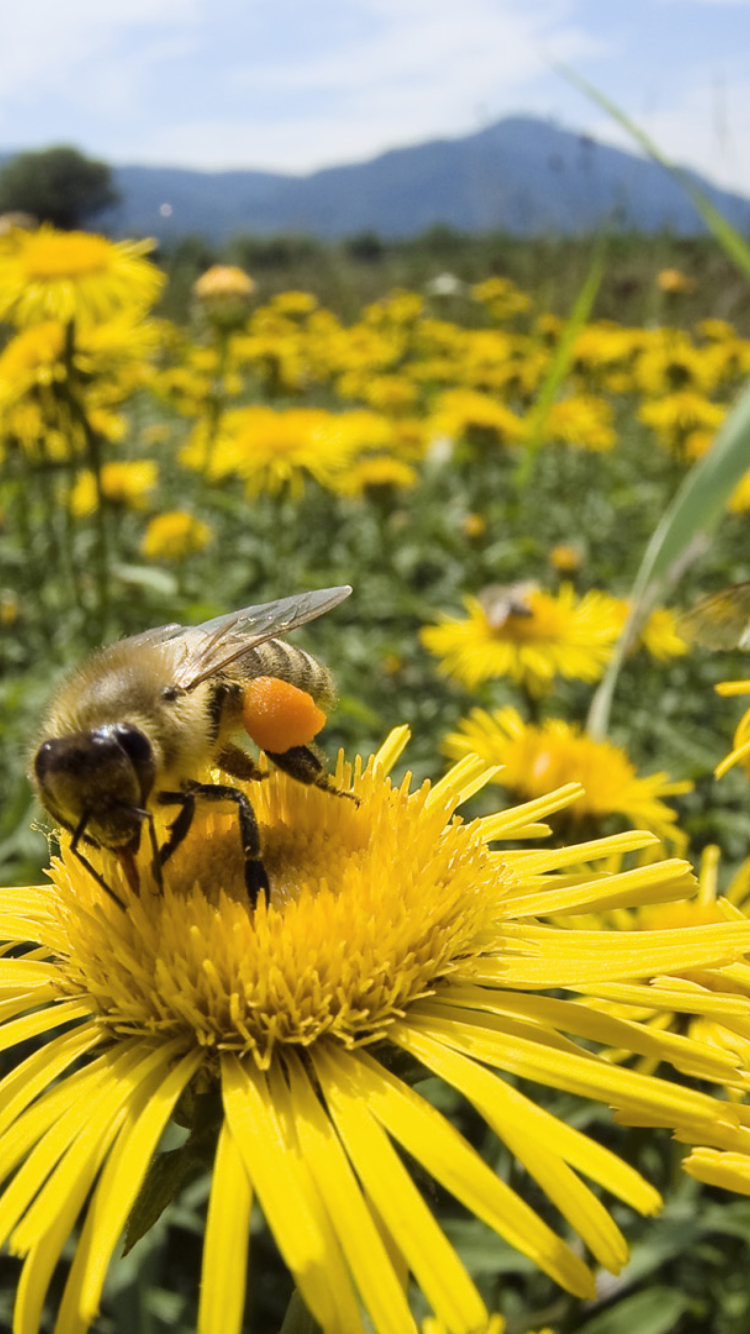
[549,543,584,574]
[141,510,213,561]
[181,405,361,497]
[69,461,159,518]
[635,333,718,397]
[269,289,318,317]
[333,455,419,498]
[443,706,692,852]
[637,391,725,458]
[656,268,697,295]
[421,584,623,694]
[471,276,532,321]
[2,728,748,1333]
[193,265,256,327]
[543,395,616,452]
[429,388,526,449]
[611,601,689,663]
[728,468,750,514]
[0,226,164,327]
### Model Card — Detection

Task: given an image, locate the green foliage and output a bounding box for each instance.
[0,145,119,230]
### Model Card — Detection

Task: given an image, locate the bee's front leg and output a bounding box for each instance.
[157,785,269,907]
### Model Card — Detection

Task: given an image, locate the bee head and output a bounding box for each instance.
[33,724,156,850]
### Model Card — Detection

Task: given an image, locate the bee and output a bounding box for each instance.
[477,581,538,631]
[679,581,750,651]
[31,586,352,906]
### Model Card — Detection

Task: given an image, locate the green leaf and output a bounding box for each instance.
[111,563,179,597]
[588,378,750,738]
[122,1145,196,1255]
[575,1286,693,1334]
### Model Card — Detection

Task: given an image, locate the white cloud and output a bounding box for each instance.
[111,0,601,171]
[0,0,200,105]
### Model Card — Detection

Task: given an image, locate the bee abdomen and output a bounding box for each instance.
[246,640,336,710]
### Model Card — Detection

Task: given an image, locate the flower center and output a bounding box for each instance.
[22,233,112,280]
[49,761,502,1066]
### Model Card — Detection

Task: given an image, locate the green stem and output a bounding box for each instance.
[62,318,111,641]
[202,328,230,472]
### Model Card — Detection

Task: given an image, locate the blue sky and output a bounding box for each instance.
[2,0,750,195]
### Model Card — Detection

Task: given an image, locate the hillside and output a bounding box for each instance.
[5,116,750,242]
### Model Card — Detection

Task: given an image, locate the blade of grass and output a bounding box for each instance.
[587,378,750,739]
[515,237,606,488]
[556,64,750,283]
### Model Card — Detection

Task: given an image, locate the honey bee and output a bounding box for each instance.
[477,581,537,631]
[679,581,750,650]
[31,586,352,906]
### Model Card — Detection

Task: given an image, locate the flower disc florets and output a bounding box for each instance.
[49,741,506,1067]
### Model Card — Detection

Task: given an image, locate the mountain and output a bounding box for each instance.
[8,116,750,242]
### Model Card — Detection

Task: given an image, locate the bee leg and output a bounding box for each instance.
[264,745,358,803]
[157,785,269,908]
[216,743,269,783]
[70,814,126,909]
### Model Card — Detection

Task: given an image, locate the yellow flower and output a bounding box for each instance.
[728,468,750,514]
[2,728,748,1333]
[656,268,697,294]
[709,674,750,781]
[141,510,213,561]
[429,389,525,449]
[193,264,255,303]
[269,290,318,317]
[578,846,750,1079]
[362,374,420,415]
[443,706,692,852]
[69,461,159,517]
[542,395,616,452]
[611,602,689,662]
[420,584,623,694]
[637,392,726,458]
[462,513,487,539]
[549,543,584,574]
[471,276,532,320]
[635,333,718,397]
[181,406,367,498]
[0,226,164,327]
[193,265,256,328]
[333,455,418,497]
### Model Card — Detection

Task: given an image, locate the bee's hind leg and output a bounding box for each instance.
[264,745,358,802]
[157,785,269,908]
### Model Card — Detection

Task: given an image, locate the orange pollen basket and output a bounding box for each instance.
[241,676,327,752]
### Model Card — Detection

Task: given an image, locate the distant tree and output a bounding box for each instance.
[0,146,119,230]
[345,230,385,262]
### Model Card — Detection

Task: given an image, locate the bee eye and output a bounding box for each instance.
[110,724,153,768]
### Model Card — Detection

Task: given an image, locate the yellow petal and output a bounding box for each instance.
[344,1045,596,1296]
[409,1005,734,1134]
[221,1053,347,1334]
[390,1019,660,1216]
[437,984,741,1082]
[284,1049,418,1334]
[683,1148,750,1193]
[198,1121,253,1334]
[0,1023,102,1142]
[311,1042,490,1332]
[56,1044,202,1333]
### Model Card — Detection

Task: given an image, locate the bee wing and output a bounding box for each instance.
[679,581,750,650]
[170,585,352,690]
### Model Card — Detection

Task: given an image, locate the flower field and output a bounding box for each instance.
[4,223,750,1332]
